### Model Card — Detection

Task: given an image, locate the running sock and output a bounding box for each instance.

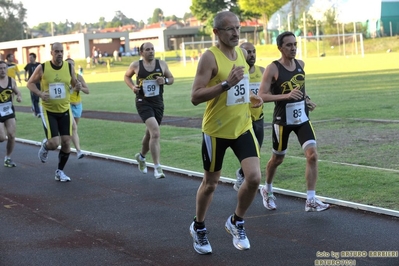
[139,153,145,160]
[193,216,205,230]
[307,190,316,200]
[266,183,273,193]
[232,213,243,225]
[239,168,244,176]
[58,150,70,170]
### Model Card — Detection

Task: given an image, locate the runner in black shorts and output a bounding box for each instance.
[258,31,330,212]
[27,42,80,182]
[0,60,22,168]
[124,42,174,179]
[189,11,264,254]
[234,42,266,191]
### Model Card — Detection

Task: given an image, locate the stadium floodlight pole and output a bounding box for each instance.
[353,22,358,55]
[342,23,345,56]
[181,42,186,67]
[287,12,292,32]
[303,12,307,58]
[276,14,281,32]
[316,20,320,57]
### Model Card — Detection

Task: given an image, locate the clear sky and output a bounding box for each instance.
[19,0,192,27]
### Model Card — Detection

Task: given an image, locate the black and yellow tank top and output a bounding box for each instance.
[41,61,72,113]
[136,59,164,105]
[0,77,14,117]
[271,59,308,126]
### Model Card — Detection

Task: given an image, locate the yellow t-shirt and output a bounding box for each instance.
[7,63,19,79]
[249,65,264,121]
[202,46,252,139]
[41,61,72,113]
[69,74,81,103]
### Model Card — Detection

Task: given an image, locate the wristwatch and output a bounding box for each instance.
[221,80,230,91]
[164,77,169,85]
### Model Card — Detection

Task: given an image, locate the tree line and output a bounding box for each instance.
[0,0,368,43]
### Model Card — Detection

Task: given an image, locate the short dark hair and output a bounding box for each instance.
[276,31,295,48]
[0,60,6,66]
[6,53,13,60]
[29,53,37,59]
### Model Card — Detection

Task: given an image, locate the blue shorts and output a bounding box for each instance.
[70,103,83,118]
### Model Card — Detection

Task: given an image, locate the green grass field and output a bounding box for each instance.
[13,48,399,211]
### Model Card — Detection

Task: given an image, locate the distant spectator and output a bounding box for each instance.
[118,45,124,61]
[92,46,97,65]
[6,54,21,85]
[93,49,99,64]
[113,50,118,61]
[24,53,41,117]
[78,65,83,76]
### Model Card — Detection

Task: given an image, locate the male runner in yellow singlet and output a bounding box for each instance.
[234,41,266,191]
[189,11,263,254]
[27,42,80,182]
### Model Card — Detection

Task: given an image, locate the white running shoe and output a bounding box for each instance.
[233,168,244,191]
[4,158,17,168]
[134,153,147,174]
[305,197,330,212]
[77,150,85,159]
[260,186,277,210]
[224,215,250,250]
[55,170,71,182]
[189,222,212,255]
[38,139,48,163]
[154,166,165,179]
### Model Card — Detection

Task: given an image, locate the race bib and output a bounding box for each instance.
[142,80,160,97]
[49,83,66,99]
[226,75,250,106]
[0,102,13,116]
[249,82,261,95]
[285,100,309,125]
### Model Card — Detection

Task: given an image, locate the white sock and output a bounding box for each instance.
[307,190,315,200]
[154,164,161,169]
[266,183,273,193]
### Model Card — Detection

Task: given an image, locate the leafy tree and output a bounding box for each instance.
[238,0,290,43]
[151,8,164,24]
[0,0,27,41]
[98,17,107,29]
[165,15,179,22]
[289,0,310,34]
[183,12,193,23]
[112,10,137,27]
[190,0,241,36]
